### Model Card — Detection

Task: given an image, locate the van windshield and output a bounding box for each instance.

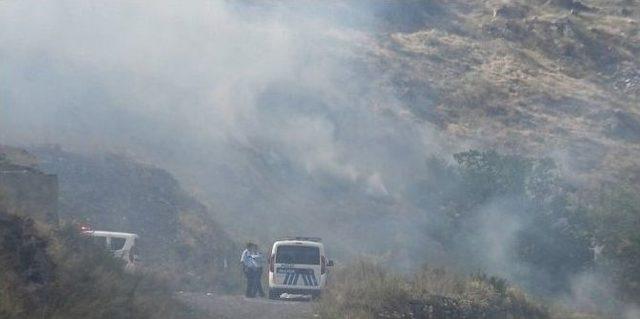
[276,245,320,265]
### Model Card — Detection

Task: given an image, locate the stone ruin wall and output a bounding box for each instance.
[0,168,59,225]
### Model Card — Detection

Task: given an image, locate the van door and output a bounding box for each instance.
[274,245,321,288]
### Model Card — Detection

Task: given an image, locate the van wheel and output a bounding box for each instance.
[268,290,280,300]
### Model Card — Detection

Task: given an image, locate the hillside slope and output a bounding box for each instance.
[364,0,640,186]
[30,146,242,291]
[180,0,640,267]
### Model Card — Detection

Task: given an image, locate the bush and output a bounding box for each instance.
[589,186,640,303]
[418,150,593,294]
[0,212,202,319]
[317,260,411,318]
[410,150,640,316]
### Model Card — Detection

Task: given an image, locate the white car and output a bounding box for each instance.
[84,230,140,272]
[268,237,333,300]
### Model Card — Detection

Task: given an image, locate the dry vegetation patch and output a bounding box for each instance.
[317,260,548,319]
[365,0,640,189]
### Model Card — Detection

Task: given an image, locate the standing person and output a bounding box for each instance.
[251,244,266,298]
[240,242,257,297]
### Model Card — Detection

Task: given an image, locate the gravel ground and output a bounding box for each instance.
[178,292,316,319]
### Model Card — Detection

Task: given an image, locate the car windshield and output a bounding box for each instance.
[276,245,320,265]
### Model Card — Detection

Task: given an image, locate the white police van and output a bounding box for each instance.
[268,237,333,300]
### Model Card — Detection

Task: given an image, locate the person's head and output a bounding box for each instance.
[246,242,254,250]
[251,243,258,251]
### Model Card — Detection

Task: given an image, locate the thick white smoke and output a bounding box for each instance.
[0,0,446,260]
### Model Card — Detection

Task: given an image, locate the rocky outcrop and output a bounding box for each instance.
[403,295,548,319]
[606,111,640,142]
[0,147,58,224]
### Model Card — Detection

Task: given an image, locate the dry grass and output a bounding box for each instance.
[317,260,549,319]
[368,0,640,189]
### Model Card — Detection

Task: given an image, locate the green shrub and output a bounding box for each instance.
[589,186,640,303]
[413,150,639,315]
[422,150,593,294]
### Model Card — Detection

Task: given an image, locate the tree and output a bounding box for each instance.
[435,150,592,293]
[591,186,640,302]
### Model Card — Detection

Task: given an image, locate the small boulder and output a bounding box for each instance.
[606,111,640,142]
[547,0,594,12]
[493,4,529,19]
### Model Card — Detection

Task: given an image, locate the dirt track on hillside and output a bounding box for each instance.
[178,292,316,319]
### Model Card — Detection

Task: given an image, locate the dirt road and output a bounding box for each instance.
[178,292,316,319]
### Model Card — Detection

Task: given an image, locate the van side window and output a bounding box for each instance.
[110,238,126,251]
[92,236,107,248]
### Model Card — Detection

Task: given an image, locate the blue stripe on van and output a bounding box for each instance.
[278,268,318,286]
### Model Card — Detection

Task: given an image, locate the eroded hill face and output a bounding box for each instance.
[30,147,241,291]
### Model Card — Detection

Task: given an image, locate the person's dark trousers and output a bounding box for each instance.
[245,268,256,297]
[255,267,265,297]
